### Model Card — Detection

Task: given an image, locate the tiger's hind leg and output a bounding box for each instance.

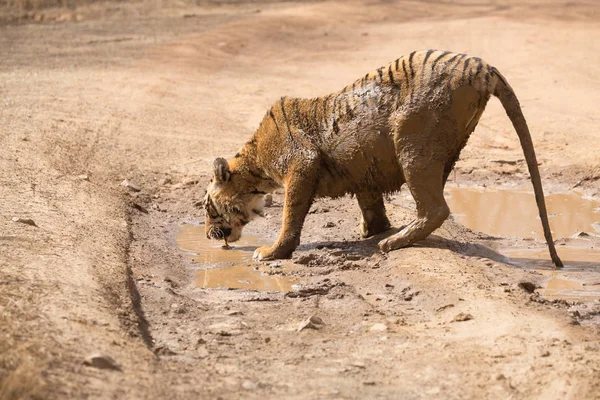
[356,192,391,238]
[377,162,449,252]
[378,109,451,252]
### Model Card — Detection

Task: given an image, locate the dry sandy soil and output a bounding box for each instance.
[1,0,600,399]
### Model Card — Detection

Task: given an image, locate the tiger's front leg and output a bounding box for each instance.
[253,166,318,261]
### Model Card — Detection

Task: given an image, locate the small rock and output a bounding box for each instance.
[369,323,388,332]
[267,261,282,269]
[351,361,366,369]
[518,281,537,293]
[77,174,89,181]
[540,350,551,357]
[120,179,140,192]
[435,304,455,313]
[242,380,259,390]
[160,177,172,185]
[226,310,243,316]
[451,313,473,322]
[11,217,37,227]
[297,315,325,332]
[323,221,335,228]
[571,231,589,238]
[154,346,177,356]
[132,203,148,213]
[241,380,259,390]
[83,354,121,371]
[264,194,273,207]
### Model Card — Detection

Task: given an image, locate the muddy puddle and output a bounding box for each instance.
[445,187,600,240]
[444,187,600,302]
[176,224,297,291]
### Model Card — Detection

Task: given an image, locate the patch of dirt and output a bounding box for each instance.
[1,0,600,398]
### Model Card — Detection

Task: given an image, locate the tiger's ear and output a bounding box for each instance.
[212,158,231,183]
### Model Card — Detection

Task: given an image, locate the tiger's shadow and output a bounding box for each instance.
[296,229,508,264]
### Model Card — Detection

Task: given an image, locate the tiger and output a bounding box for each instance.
[203,49,563,268]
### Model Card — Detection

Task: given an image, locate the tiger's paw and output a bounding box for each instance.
[253,245,277,261]
[253,245,293,261]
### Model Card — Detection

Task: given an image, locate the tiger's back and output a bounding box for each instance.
[265,50,501,198]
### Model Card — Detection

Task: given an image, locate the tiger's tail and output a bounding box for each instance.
[491,68,563,268]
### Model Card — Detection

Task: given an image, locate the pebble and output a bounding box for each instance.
[297,315,325,332]
[83,354,121,371]
[451,313,473,322]
[11,217,37,227]
[120,179,140,192]
[541,350,551,357]
[242,380,259,390]
[77,174,89,181]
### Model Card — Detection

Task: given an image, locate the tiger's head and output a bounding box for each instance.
[203,157,265,243]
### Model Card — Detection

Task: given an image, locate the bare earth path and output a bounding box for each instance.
[1,1,599,399]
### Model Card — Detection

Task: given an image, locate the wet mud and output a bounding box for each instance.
[176,224,297,291]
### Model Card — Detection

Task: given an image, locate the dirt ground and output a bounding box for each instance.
[1,0,600,399]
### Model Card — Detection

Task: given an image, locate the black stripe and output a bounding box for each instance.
[445,54,467,80]
[345,98,353,118]
[250,189,266,194]
[402,58,409,88]
[280,97,293,139]
[470,58,483,84]
[322,94,331,125]
[491,67,508,87]
[377,67,384,82]
[332,119,339,135]
[388,65,394,84]
[395,58,400,71]
[461,57,472,79]
[430,51,452,71]
[422,49,434,68]
[408,51,416,78]
[332,95,338,119]
[352,82,356,91]
[234,153,241,158]
[484,65,491,87]
[437,53,462,78]
[311,98,319,128]
[294,98,300,121]
[269,110,281,135]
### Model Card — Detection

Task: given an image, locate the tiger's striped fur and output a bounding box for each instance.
[204,50,563,268]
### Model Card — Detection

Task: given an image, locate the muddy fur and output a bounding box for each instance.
[204,50,563,267]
